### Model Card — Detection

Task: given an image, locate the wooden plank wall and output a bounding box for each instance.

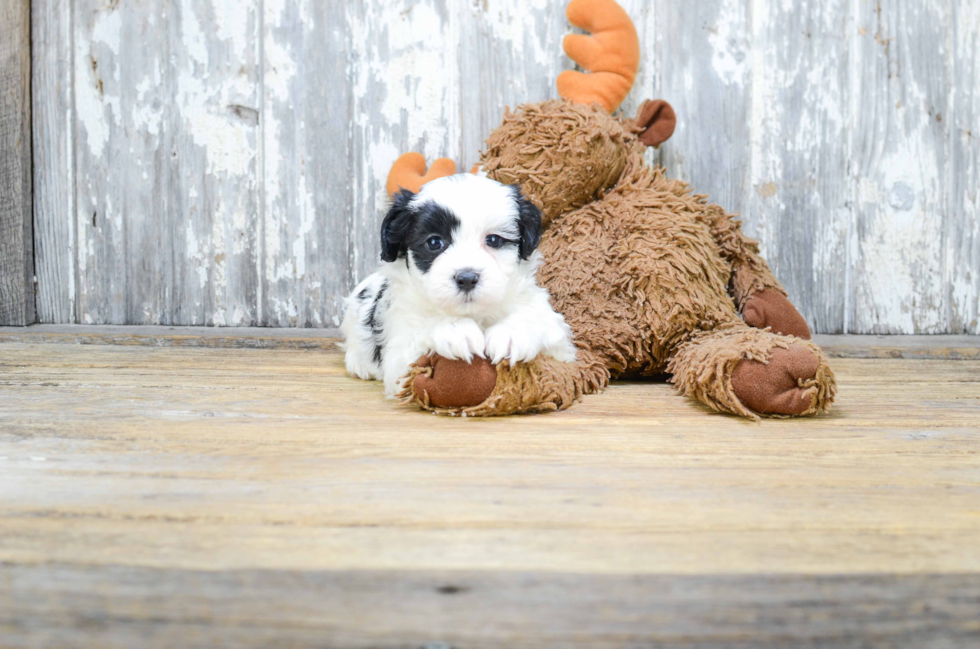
[30,0,980,333]
[0,0,35,326]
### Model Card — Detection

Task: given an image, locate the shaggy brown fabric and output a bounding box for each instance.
[669,325,836,419]
[401,351,609,416]
[480,101,631,227]
[537,163,743,377]
[742,288,812,339]
[406,99,836,419]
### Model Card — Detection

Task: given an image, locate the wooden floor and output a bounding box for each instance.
[1,330,979,648]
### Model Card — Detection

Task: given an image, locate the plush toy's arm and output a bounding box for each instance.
[399,350,608,416]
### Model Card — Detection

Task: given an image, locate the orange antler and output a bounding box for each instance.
[556,0,640,113]
[385,153,457,199]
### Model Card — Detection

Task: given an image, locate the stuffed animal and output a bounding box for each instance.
[385,0,836,419]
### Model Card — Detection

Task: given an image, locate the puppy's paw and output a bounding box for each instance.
[546,339,578,363]
[485,323,543,365]
[431,319,486,362]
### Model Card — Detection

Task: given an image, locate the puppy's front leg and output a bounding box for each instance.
[485,293,577,365]
[381,318,486,397]
[429,318,486,363]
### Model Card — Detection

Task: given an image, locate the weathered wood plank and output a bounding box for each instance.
[73,1,262,326]
[849,0,950,334]
[0,344,977,575]
[657,0,751,216]
[169,0,261,326]
[73,0,172,324]
[261,0,351,327]
[947,1,980,334]
[347,0,461,285]
[0,342,978,644]
[0,0,34,326]
[32,0,75,324]
[744,0,851,334]
[2,565,978,648]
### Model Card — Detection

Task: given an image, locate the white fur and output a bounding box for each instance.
[341,174,576,396]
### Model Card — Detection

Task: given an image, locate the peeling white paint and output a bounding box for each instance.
[75,8,122,158]
[710,0,749,86]
[33,0,980,331]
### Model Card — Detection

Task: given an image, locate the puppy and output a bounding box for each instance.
[341,174,577,396]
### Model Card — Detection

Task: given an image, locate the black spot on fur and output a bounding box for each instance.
[380,189,417,263]
[406,202,460,273]
[511,185,542,260]
[366,280,388,364]
[379,190,460,274]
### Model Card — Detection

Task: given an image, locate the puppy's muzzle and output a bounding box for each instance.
[454,269,480,293]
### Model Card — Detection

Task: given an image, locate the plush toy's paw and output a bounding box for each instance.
[412,355,498,409]
[731,344,822,415]
[742,288,812,340]
[485,323,542,364]
[431,319,486,362]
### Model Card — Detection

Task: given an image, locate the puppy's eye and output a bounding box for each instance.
[485,234,504,249]
[425,236,444,251]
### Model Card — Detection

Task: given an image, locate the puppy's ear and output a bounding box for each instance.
[380,189,416,262]
[512,186,542,260]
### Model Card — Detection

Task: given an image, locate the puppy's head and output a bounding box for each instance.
[380,174,542,316]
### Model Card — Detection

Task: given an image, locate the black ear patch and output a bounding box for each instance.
[512,186,542,260]
[380,189,416,262]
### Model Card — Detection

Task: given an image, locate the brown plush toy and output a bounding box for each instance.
[388,0,836,419]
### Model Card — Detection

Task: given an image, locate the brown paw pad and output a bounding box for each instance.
[742,288,812,340]
[731,344,821,416]
[413,355,497,409]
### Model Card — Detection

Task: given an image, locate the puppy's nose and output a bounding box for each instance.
[454,269,480,293]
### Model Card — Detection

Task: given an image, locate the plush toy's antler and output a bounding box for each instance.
[556,0,640,113]
[385,153,457,199]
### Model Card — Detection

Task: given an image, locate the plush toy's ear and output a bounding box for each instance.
[512,186,542,260]
[633,99,676,147]
[380,189,416,263]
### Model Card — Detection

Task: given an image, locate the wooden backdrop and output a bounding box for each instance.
[30,0,980,333]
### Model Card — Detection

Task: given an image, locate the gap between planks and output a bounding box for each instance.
[0,325,978,360]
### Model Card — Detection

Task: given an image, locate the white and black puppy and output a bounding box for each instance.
[341,173,576,396]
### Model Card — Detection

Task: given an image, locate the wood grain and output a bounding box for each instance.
[72,0,170,324]
[169,0,261,327]
[947,0,980,334]
[0,340,978,645]
[32,0,75,324]
[0,0,34,326]
[261,0,351,327]
[849,0,950,334]
[657,0,750,216]
[3,565,978,648]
